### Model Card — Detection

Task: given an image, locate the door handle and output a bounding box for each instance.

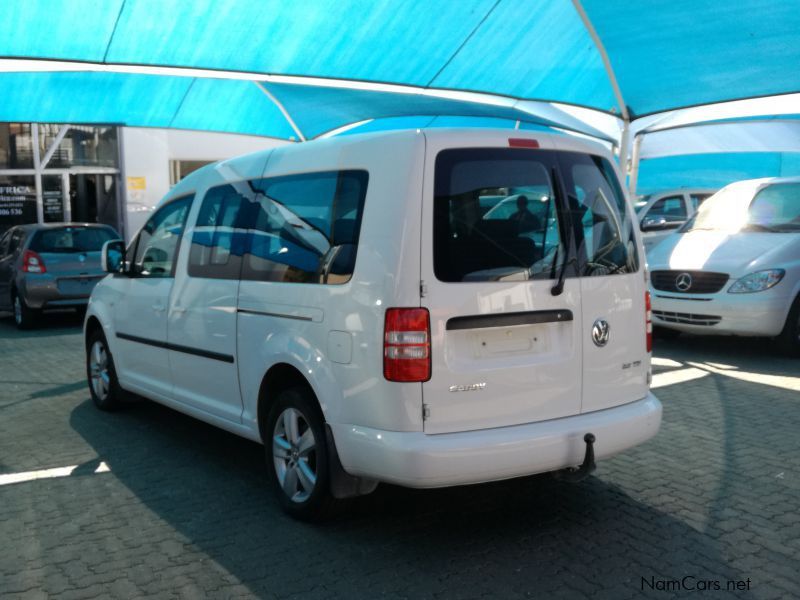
[152,303,165,313]
[171,305,186,315]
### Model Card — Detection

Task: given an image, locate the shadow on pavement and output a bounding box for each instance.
[0,310,84,338]
[69,395,755,598]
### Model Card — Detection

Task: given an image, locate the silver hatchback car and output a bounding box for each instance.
[0,223,120,328]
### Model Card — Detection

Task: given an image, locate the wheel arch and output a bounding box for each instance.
[85,315,104,347]
[257,363,320,443]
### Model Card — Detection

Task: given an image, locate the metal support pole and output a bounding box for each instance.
[31,123,44,224]
[617,119,631,184]
[629,134,643,197]
[253,81,306,142]
[41,125,70,169]
[61,172,72,222]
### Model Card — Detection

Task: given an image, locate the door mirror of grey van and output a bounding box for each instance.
[101,239,126,274]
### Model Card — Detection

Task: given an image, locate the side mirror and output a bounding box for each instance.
[640,217,682,232]
[101,239,126,274]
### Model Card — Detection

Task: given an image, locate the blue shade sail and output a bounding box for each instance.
[0,0,799,137]
[637,153,800,193]
[582,0,800,116]
[258,82,563,139]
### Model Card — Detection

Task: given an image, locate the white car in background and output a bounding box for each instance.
[647,178,800,354]
[636,188,716,252]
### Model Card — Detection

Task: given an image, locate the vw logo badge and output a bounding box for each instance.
[592,318,610,347]
[675,272,692,292]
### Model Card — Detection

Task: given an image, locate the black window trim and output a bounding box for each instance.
[188,169,369,285]
[127,193,195,279]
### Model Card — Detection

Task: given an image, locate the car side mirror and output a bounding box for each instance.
[640,217,681,232]
[101,240,126,274]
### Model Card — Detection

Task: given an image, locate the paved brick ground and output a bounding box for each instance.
[1,312,798,599]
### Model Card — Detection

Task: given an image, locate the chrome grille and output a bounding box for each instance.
[652,310,721,326]
[651,270,729,294]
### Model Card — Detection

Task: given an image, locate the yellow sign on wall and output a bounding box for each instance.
[127,176,146,191]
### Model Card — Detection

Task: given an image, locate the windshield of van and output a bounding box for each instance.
[30,226,117,253]
[683,182,800,233]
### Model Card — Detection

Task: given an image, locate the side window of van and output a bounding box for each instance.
[560,154,639,276]
[133,195,193,277]
[242,170,368,284]
[188,184,251,280]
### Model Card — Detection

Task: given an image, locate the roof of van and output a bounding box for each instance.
[164,127,613,204]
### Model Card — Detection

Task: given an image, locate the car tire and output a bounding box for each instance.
[653,325,681,340]
[265,386,341,521]
[777,295,800,356]
[12,290,39,330]
[86,329,124,410]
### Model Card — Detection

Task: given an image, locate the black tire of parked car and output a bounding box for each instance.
[85,329,125,410]
[11,290,39,330]
[265,386,341,521]
[777,294,800,356]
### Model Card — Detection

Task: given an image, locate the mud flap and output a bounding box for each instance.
[325,424,379,499]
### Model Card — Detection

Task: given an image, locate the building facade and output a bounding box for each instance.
[0,123,284,240]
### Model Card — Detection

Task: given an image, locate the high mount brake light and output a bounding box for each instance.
[508,138,540,148]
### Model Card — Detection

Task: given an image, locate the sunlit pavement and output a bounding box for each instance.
[1,315,798,599]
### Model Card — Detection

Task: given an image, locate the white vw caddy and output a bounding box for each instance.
[85,129,661,519]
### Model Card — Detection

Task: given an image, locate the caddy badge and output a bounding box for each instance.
[449,382,486,392]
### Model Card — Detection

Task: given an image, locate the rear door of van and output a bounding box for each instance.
[419,133,583,434]
[553,143,650,414]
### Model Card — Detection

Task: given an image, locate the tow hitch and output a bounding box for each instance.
[554,433,596,483]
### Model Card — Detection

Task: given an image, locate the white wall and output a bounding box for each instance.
[120,127,286,239]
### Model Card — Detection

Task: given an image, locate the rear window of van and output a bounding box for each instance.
[433,148,638,282]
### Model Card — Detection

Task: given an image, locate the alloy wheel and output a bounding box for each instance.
[89,340,110,401]
[272,407,317,503]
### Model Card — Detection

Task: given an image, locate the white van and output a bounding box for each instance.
[85,129,662,519]
[647,177,800,351]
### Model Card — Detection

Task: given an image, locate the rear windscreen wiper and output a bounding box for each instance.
[550,168,573,296]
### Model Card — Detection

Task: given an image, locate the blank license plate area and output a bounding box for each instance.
[57,277,101,296]
[444,322,571,370]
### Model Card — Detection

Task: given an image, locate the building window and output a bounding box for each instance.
[169,160,214,186]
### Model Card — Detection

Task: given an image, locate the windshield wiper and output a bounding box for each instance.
[550,168,573,296]
[551,255,577,296]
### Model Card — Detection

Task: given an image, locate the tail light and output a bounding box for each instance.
[645,291,652,353]
[22,250,46,274]
[383,308,431,382]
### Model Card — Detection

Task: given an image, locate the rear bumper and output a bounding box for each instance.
[331,393,662,488]
[20,276,98,309]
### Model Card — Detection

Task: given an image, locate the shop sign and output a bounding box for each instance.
[0,185,37,226]
[127,176,146,190]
